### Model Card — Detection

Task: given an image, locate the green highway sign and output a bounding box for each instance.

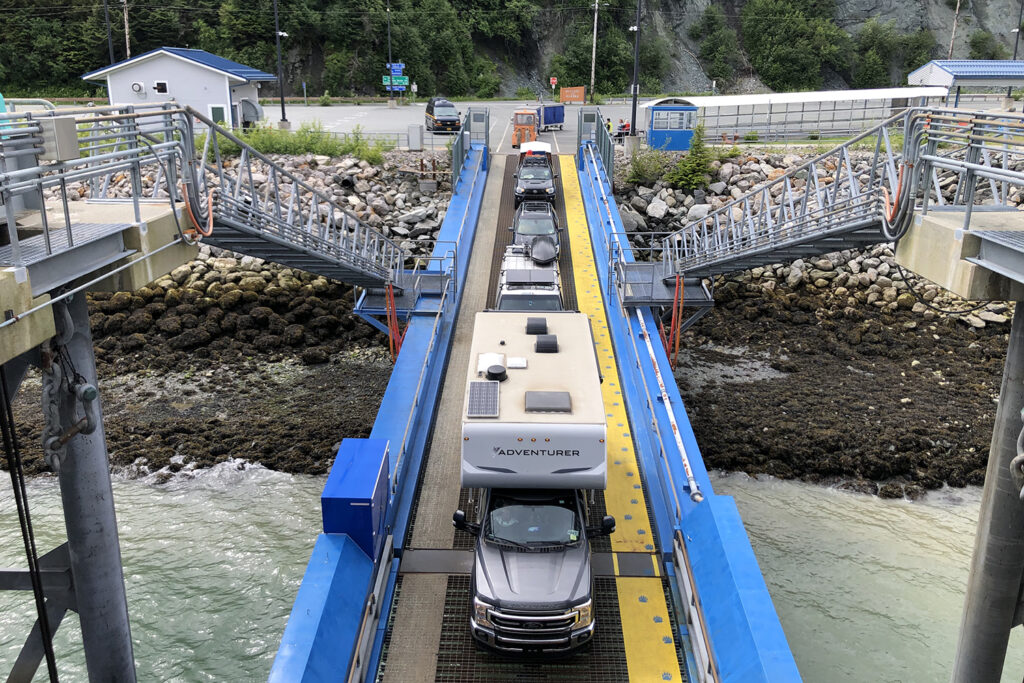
[381,75,410,86]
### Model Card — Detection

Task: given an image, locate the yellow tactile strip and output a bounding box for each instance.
[558,155,682,682]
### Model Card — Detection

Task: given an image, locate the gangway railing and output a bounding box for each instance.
[661,108,1024,278]
[0,103,409,290]
[578,106,615,175]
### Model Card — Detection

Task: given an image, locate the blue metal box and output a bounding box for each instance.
[321,438,390,560]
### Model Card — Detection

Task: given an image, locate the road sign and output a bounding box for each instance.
[391,68,403,76]
[386,62,405,70]
[386,85,407,92]
[382,75,409,86]
[550,77,557,86]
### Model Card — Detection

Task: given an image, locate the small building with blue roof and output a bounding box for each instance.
[82,47,277,128]
[909,60,1024,106]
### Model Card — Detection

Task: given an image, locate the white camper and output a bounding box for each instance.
[461,311,606,489]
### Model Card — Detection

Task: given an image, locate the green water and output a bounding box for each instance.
[2,465,1022,681]
[0,463,323,681]
[712,471,1024,682]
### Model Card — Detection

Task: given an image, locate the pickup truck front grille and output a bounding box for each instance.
[488,607,576,643]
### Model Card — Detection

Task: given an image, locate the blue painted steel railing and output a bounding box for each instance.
[271,142,489,683]
[577,142,802,682]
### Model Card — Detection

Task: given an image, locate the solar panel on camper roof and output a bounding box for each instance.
[466,381,500,418]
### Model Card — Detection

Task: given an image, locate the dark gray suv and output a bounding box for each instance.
[510,202,560,265]
[514,157,557,206]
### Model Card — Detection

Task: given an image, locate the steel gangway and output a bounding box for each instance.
[647,108,1024,282]
[0,103,410,292]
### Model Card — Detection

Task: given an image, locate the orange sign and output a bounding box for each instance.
[560,86,585,104]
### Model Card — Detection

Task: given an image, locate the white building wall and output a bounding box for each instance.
[105,54,235,126]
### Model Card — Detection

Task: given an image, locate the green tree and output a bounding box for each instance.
[969,31,1008,60]
[664,125,712,190]
[741,0,848,91]
[689,6,741,87]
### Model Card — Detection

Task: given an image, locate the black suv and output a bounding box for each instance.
[425,98,461,133]
[514,156,557,206]
[510,202,560,265]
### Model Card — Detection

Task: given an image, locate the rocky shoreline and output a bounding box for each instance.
[8,147,1018,496]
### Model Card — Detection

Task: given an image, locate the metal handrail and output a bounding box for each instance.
[661,107,1024,278]
[390,143,486,491]
[0,103,409,287]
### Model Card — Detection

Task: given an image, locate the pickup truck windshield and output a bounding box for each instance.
[487,499,579,546]
[516,218,556,235]
[519,167,551,180]
[435,105,458,117]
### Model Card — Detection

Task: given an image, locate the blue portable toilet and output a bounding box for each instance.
[640,97,699,151]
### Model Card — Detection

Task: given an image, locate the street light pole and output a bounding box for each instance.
[629,0,641,134]
[589,0,599,104]
[385,0,393,101]
[273,0,287,125]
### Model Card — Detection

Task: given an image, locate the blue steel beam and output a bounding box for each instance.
[270,144,488,682]
[576,143,801,682]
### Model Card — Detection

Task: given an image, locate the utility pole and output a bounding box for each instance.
[589,0,599,104]
[103,0,115,64]
[273,0,288,126]
[629,0,641,135]
[122,0,131,59]
[385,0,393,102]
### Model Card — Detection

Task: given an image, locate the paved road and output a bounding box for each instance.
[271,101,644,155]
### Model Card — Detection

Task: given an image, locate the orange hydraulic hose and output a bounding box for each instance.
[180,183,214,237]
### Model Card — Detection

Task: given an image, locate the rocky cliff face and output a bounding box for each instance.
[510,0,1019,95]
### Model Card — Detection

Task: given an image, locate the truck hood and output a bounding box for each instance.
[517,179,553,191]
[475,540,591,610]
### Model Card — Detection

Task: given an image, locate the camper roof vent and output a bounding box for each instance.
[526,317,547,335]
[535,334,558,353]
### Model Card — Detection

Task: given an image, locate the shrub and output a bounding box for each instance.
[664,125,712,191]
[627,146,673,185]
[515,86,534,99]
[194,122,392,164]
[743,131,760,142]
[318,91,332,106]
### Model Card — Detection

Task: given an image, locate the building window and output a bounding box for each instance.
[154,81,168,94]
[209,105,228,126]
[653,110,670,130]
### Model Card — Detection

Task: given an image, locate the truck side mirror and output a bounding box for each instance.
[513,173,518,179]
[453,510,480,535]
[508,225,514,232]
[601,515,616,536]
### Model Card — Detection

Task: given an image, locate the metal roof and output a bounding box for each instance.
[82,48,276,83]
[640,87,948,110]
[908,60,1024,88]
[915,60,1024,78]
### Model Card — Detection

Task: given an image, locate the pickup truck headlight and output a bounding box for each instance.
[516,186,525,194]
[575,600,593,627]
[473,597,493,627]
[546,187,555,194]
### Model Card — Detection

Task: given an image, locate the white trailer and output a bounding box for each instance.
[461,311,606,489]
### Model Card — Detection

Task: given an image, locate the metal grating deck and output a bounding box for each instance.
[0,222,130,266]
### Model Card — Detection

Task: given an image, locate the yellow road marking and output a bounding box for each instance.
[559,155,681,682]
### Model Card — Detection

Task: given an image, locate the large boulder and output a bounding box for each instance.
[646,198,669,220]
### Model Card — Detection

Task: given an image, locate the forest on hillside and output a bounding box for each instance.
[0,0,1016,97]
